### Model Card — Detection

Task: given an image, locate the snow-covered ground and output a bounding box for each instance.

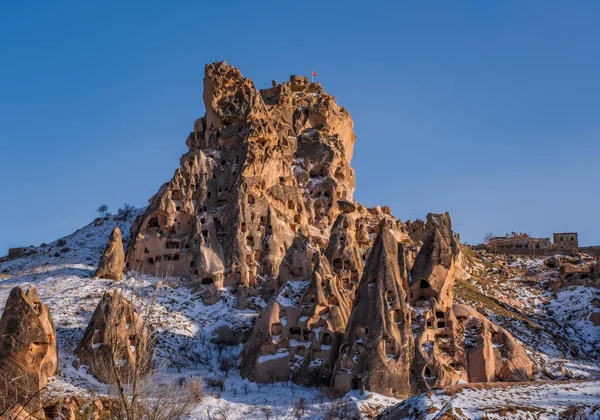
[379,380,600,419]
[1,217,599,419]
[456,252,600,381]
[0,212,400,418]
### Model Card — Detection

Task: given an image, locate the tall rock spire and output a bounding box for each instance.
[331,219,414,398]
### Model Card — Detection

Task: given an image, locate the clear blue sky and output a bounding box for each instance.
[1,1,599,255]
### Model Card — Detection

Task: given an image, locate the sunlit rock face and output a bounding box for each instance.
[0,286,58,419]
[124,62,533,396]
[331,219,414,399]
[94,227,125,280]
[74,289,151,382]
[126,62,357,303]
[409,213,532,394]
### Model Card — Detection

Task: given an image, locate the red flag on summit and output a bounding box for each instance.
[312,70,317,77]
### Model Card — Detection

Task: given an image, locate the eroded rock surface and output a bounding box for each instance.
[126,62,357,301]
[331,219,414,398]
[0,286,58,419]
[94,227,125,280]
[122,62,534,397]
[75,289,151,382]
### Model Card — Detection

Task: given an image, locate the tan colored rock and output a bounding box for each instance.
[240,236,352,385]
[409,214,532,393]
[331,219,414,398]
[453,304,532,382]
[409,212,460,309]
[0,286,58,418]
[94,227,125,280]
[551,262,600,290]
[75,289,151,382]
[126,63,357,304]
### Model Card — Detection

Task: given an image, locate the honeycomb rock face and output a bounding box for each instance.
[409,213,531,393]
[0,286,58,418]
[331,219,414,398]
[240,236,353,385]
[126,62,357,298]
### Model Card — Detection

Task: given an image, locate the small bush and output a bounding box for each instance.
[206,376,225,391]
[185,378,204,403]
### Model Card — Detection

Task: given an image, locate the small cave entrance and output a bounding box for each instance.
[201,277,214,285]
[289,327,301,338]
[384,337,397,355]
[247,194,255,205]
[287,200,295,210]
[302,329,311,341]
[435,311,445,319]
[246,235,254,247]
[437,321,446,329]
[333,258,342,270]
[391,310,404,324]
[357,326,369,339]
[420,279,431,289]
[424,366,436,380]
[323,333,332,346]
[351,377,361,390]
[492,331,503,346]
[271,323,283,336]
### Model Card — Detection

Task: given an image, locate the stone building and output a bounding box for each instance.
[553,233,578,250]
[486,233,551,251]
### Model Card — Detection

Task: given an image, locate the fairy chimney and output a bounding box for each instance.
[331,219,414,398]
[240,235,353,385]
[0,286,58,418]
[94,227,125,280]
[75,289,151,382]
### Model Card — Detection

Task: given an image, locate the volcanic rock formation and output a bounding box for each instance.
[124,62,533,397]
[126,61,357,301]
[331,219,414,398]
[0,286,58,419]
[409,213,532,394]
[240,235,352,385]
[75,289,151,382]
[94,227,125,280]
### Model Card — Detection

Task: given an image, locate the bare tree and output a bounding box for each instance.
[483,232,495,244]
[0,366,47,420]
[211,401,234,420]
[325,398,359,420]
[97,204,109,218]
[260,405,274,419]
[292,397,307,419]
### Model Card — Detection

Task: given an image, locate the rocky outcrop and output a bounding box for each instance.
[409,213,531,393]
[0,286,58,419]
[331,219,414,398]
[75,289,151,382]
[550,262,600,290]
[240,236,353,385]
[126,62,357,301]
[453,304,532,382]
[94,227,125,280]
[120,62,533,397]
